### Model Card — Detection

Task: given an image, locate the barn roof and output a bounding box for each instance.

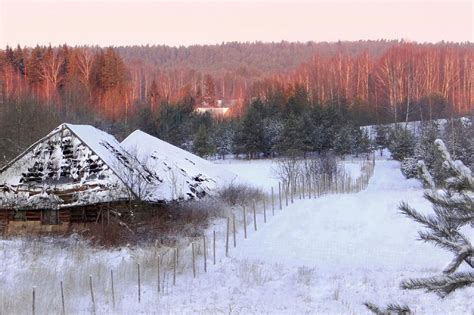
[121,130,235,201]
[0,123,163,209]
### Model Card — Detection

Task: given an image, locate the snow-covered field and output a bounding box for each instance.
[0,158,472,314]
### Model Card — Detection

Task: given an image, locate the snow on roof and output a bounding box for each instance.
[121,130,236,201]
[0,123,164,208]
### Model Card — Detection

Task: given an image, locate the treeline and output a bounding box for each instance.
[374,117,474,181]
[134,87,372,160]
[0,41,472,124]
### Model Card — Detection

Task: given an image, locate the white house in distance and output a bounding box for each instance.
[194,99,239,117]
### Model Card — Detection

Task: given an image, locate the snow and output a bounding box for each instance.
[0,157,472,313]
[0,124,235,207]
[121,130,236,200]
[215,158,280,193]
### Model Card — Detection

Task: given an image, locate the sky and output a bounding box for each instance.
[0,0,472,48]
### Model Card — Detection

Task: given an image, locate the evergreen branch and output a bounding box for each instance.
[443,247,473,274]
[364,302,413,315]
[400,272,474,297]
[418,230,464,254]
[399,202,445,234]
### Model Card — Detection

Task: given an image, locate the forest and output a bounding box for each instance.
[0,40,472,165]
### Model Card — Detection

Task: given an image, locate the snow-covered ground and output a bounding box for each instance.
[0,158,472,314]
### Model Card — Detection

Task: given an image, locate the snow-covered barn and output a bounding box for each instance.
[0,124,232,234]
[121,130,235,201]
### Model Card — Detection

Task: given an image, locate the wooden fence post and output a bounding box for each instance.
[253,201,257,231]
[232,214,236,248]
[203,234,207,272]
[263,199,266,223]
[192,243,196,278]
[173,248,176,285]
[110,270,115,309]
[60,281,65,315]
[173,248,177,286]
[213,231,216,265]
[157,255,161,293]
[32,287,36,315]
[89,276,96,315]
[243,206,247,239]
[137,263,141,303]
[278,182,282,210]
[271,187,275,215]
[225,217,230,257]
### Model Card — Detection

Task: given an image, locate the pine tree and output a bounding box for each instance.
[333,126,352,157]
[388,125,415,161]
[193,124,214,158]
[400,139,474,296]
[375,125,389,156]
[275,113,310,157]
[367,139,473,314]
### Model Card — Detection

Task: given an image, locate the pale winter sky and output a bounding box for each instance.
[0,0,472,48]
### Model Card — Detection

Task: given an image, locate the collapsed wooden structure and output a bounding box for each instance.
[0,124,232,235]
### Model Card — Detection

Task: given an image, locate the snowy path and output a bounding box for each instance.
[233,160,449,271]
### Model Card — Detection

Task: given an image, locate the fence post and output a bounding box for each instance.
[263,199,266,223]
[253,201,257,231]
[271,187,275,215]
[203,234,207,273]
[89,276,96,315]
[192,243,196,278]
[213,231,216,265]
[32,287,36,315]
[225,217,230,257]
[173,249,177,286]
[232,214,236,248]
[137,263,141,303]
[243,206,247,239]
[157,255,161,293]
[278,182,282,210]
[60,281,65,315]
[110,270,115,309]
